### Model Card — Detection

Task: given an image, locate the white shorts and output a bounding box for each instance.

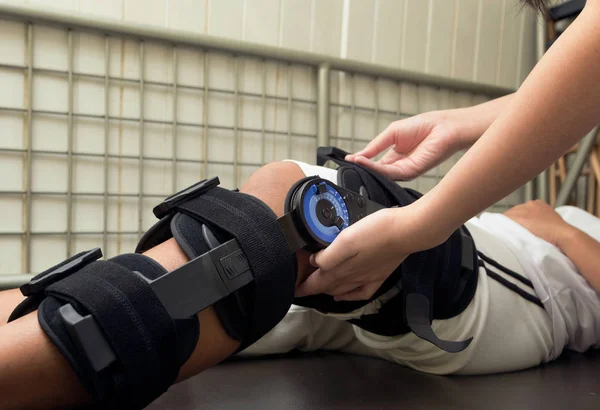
[240,218,556,375]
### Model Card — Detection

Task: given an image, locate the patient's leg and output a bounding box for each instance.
[0,237,240,410]
[0,161,315,409]
[0,161,313,323]
[240,304,360,357]
[0,289,25,324]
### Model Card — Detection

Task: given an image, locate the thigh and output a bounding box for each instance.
[239,305,359,357]
[457,275,554,375]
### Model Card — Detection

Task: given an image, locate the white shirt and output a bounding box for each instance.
[478,207,600,355]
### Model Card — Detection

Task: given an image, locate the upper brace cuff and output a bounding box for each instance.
[137,177,298,351]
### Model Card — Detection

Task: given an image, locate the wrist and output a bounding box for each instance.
[554,223,580,251]
[391,203,450,253]
[447,107,488,148]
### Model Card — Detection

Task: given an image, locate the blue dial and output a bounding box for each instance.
[302,182,349,245]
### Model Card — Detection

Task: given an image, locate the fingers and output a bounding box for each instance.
[353,155,417,181]
[333,281,382,302]
[326,282,363,297]
[347,125,396,160]
[297,244,358,297]
[353,156,396,177]
[311,236,357,273]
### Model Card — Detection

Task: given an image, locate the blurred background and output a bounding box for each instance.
[0,0,582,281]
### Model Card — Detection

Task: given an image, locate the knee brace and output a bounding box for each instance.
[278,147,478,354]
[135,178,298,349]
[9,250,198,409]
[9,177,298,409]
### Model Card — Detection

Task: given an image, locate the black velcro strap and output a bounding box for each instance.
[8,249,103,323]
[405,293,473,353]
[317,146,350,167]
[41,259,181,409]
[21,248,103,296]
[176,187,297,348]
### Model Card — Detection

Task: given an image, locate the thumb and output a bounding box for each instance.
[295,269,332,297]
[311,236,357,272]
[334,281,381,302]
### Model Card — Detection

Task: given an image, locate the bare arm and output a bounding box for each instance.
[420,1,600,244]
[451,93,515,148]
[288,2,600,301]
[504,200,600,292]
[556,227,600,292]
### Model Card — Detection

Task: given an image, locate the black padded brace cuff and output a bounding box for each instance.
[170,213,252,344]
[35,254,199,409]
[138,180,297,353]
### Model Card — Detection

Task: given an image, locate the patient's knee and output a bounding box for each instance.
[240,161,306,217]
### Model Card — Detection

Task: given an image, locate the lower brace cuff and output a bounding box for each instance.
[35,254,199,409]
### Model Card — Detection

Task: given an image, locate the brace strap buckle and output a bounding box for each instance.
[153,177,220,219]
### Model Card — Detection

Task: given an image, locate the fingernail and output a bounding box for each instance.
[345,154,354,161]
[309,255,317,267]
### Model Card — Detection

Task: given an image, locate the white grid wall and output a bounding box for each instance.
[0,0,538,89]
[0,20,321,274]
[328,71,495,196]
[0,17,523,276]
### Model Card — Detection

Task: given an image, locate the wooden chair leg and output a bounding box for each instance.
[550,162,557,207]
[587,162,595,213]
[591,149,600,217]
[597,178,600,218]
[558,156,567,183]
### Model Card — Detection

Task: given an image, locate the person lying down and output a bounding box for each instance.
[0,156,598,410]
[240,159,600,376]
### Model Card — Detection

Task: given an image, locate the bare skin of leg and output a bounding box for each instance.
[0,161,313,410]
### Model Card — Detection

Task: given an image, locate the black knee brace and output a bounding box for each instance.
[278,147,478,354]
[9,177,298,409]
[9,250,199,409]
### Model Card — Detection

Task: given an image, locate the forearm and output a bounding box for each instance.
[451,93,514,147]
[418,3,600,243]
[557,227,600,292]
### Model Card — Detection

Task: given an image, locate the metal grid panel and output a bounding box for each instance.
[328,69,522,210]
[0,20,317,275]
[0,11,517,279]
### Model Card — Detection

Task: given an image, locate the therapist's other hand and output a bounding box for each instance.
[504,200,572,247]
[295,206,431,301]
[346,111,469,181]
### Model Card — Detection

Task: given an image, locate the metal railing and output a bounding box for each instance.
[0,3,515,289]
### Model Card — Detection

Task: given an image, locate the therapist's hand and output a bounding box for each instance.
[346,110,471,180]
[295,205,438,301]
